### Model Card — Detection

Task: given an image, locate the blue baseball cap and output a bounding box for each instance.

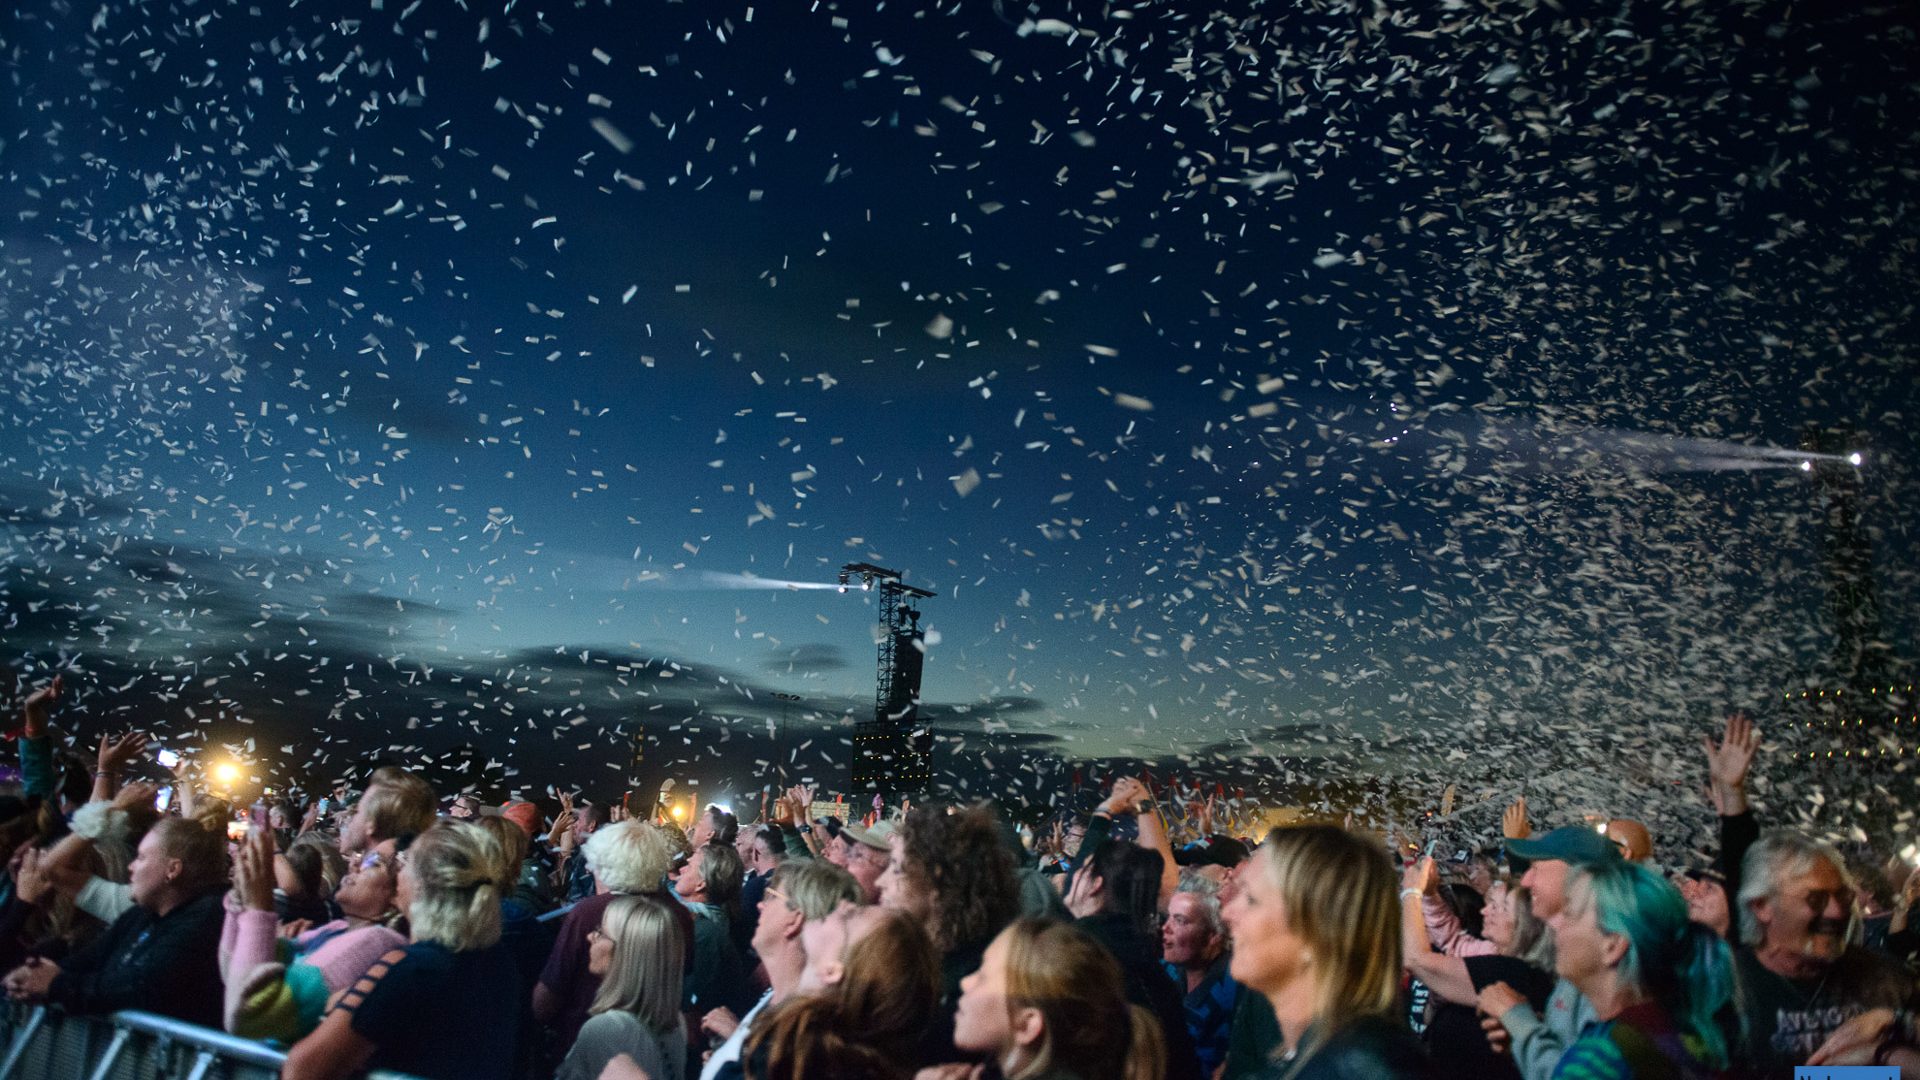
[1507,825,1622,866]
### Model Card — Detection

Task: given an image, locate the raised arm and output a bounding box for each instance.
[90,732,150,804]
[1703,712,1759,902]
[1399,857,1478,1004]
[1132,790,1181,910]
[19,678,62,801]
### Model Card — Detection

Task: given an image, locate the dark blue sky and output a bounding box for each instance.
[3,0,1917,825]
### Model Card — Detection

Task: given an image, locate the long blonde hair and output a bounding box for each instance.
[1000,918,1164,1080]
[588,895,685,1034]
[1258,826,1402,1064]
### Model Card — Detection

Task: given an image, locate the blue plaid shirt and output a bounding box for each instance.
[1165,955,1239,1078]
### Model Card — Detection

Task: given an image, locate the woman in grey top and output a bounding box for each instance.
[558,894,688,1080]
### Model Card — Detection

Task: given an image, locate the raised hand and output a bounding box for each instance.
[1101,777,1149,816]
[111,781,159,813]
[1401,855,1435,898]
[787,784,816,816]
[1501,796,1531,841]
[1702,712,1758,815]
[21,677,62,739]
[234,827,277,912]
[549,808,578,850]
[96,731,151,777]
[1045,819,1065,857]
[1703,712,1757,786]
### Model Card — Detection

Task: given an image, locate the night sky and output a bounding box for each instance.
[3,0,1917,838]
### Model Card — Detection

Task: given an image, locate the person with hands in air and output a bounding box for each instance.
[1476,819,1622,1080]
[282,819,520,1080]
[1702,711,1920,1074]
[1399,855,1554,1080]
[13,677,68,809]
[1064,777,1202,1080]
[218,826,407,1042]
[550,791,605,904]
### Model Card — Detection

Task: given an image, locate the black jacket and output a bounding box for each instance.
[1251,1015,1437,1080]
[1076,910,1204,1080]
[47,889,225,1027]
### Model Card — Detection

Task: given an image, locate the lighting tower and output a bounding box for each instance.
[1785,425,1913,845]
[1799,425,1892,690]
[841,563,937,797]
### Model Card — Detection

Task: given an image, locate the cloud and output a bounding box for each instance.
[761,643,848,674]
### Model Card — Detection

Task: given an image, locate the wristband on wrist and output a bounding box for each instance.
[1399,888,1423,901]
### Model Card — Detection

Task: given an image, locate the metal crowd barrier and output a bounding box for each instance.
[0,1005,423,1080]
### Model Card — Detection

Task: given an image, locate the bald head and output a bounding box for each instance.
[1605,818,1653,863]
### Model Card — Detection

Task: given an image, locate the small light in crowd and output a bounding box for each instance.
[1848,451,1864,466]
[212,762,240,786]
[671,803,688,820]
[1798,460,1814,472]
[1594,820,1610,835]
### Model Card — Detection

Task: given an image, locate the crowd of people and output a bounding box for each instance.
[1,677,1918,1079]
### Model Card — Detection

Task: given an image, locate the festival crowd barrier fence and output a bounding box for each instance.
[0,1004,424,1080]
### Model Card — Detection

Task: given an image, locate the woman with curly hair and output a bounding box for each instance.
[876,804,1020,1065]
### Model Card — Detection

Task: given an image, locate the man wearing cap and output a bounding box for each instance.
[1477,824,1622,1080]
[838,819,894,904]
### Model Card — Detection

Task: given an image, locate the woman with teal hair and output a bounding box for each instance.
[1549,860,1733,1079]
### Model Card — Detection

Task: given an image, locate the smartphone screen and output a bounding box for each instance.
[155,748,181,770]
[227,819,250,841]
[154,786,173,812]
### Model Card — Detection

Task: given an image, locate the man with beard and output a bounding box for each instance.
[1705,712,1920,1074]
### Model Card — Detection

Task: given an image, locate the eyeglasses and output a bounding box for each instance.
[766,886,793,910]
[1805,887,1856,914]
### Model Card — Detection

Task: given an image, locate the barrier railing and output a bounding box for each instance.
[0,1005,422,1080]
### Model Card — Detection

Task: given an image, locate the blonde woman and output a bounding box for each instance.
[926,917,1165,1080]
[557,895,688,1080]
[1222,826,1435,1079]
[283,819,521,1080]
